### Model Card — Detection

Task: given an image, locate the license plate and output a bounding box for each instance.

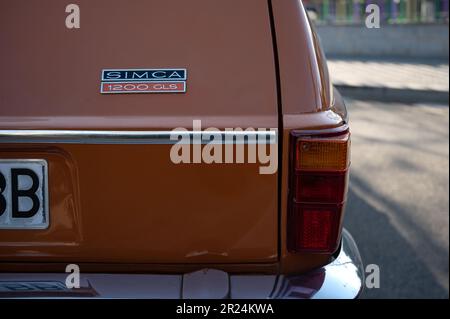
[0,160,49,229]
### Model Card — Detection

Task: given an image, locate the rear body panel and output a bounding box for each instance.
[0,0,278,264]
[0,145,278,264]
[0,0,349,275]
[270,0,346,273]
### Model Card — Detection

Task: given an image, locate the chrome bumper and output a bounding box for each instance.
[0,229,363,299]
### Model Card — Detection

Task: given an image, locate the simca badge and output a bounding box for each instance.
[100,68,187,94]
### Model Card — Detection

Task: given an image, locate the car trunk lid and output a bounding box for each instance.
[0,0,279,264]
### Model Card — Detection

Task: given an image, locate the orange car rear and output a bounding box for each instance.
[0,0,363,299]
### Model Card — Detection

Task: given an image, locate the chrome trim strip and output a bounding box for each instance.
[0,130,278,145]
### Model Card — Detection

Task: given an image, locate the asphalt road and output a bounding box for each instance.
[344,98,449,299]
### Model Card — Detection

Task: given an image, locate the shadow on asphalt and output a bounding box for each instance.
[345,175,449,299]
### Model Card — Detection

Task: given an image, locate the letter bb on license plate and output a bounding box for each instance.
[0,160,49,229]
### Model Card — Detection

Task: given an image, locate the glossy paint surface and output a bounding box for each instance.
[0,0,279,264]
[0,144,279,264]
[271,0,346,273]
[0,0,278,129]
[0,0,348,274]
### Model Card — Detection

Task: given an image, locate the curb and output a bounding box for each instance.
[335,84,449,104]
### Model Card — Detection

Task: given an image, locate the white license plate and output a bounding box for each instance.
[0,160,49,229]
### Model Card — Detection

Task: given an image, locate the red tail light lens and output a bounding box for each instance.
[294,171,348,203]
[290,204,342,251]
[288,128,350,254]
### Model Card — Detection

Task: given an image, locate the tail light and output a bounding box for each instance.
[288,127,351,254]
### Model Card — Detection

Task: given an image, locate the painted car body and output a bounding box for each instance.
[0,0,363,298]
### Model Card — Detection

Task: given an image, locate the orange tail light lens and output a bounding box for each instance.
[296,133,350,171]
[288,128,350,254]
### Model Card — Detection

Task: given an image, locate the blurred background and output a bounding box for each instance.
[306,0,448,24]
[306,0,449,299]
